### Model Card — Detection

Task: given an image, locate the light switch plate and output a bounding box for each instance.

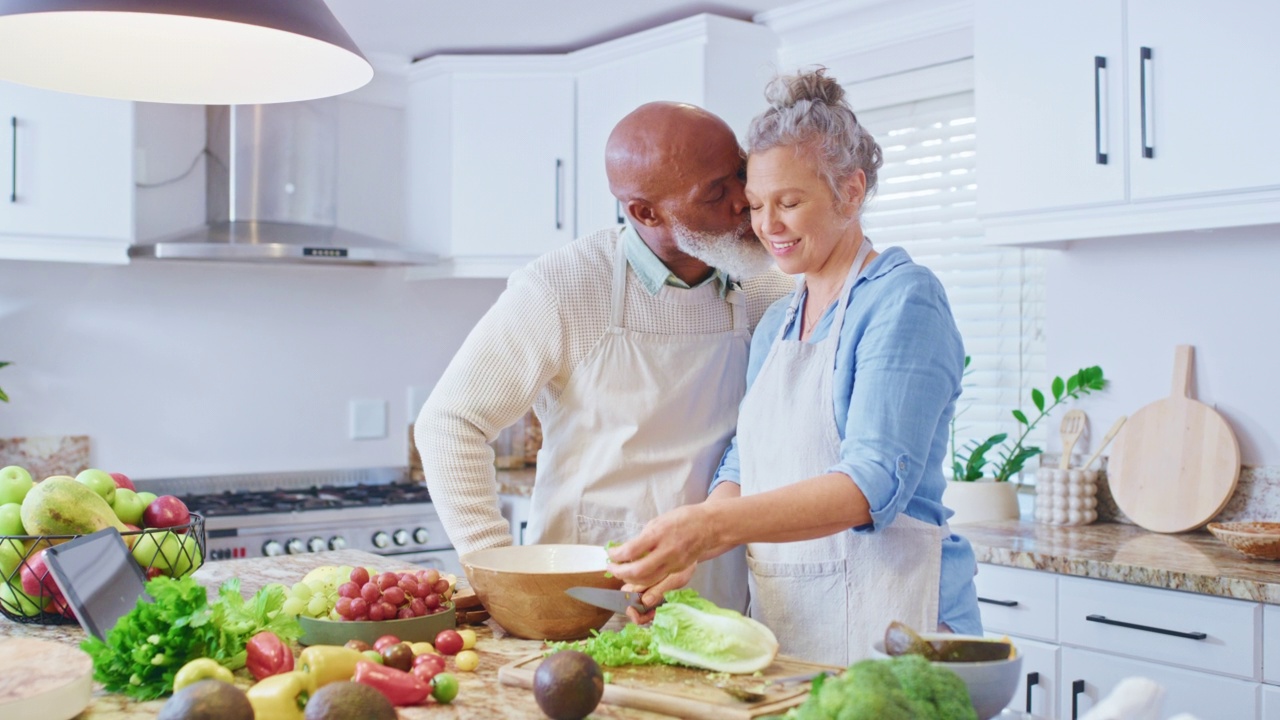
[349,399,388,440]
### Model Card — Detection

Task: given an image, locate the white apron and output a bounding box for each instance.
[738,239,946,665]
[525,236,751,612]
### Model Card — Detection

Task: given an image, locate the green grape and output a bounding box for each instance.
[306,594,328,617]
[282,597,307,616]
[291,582,313,600]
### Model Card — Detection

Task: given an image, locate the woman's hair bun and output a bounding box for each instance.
[763,67,846,111]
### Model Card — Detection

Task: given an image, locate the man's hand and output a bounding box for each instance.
[621,565,696,624]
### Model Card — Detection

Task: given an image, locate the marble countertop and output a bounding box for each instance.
[962,520,1280,604]
[0,549,671,719]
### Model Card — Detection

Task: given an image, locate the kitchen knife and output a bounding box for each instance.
[564,587,664,615]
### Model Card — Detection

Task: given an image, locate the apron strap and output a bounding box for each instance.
[827,237,875,342]
[727,286,747,332]
[610,232,629,331]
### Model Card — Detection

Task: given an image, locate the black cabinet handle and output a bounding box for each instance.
[1140,46,1154,158]
[1025,671,1039,713]
[1086,613,1207,640]
[554,158,564,230]
[1071,679,1085,719]
[1094,56,1108,165]
[977,596,1018,607]
[8,116,15,203]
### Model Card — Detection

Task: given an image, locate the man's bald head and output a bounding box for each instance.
[605,102,739,206]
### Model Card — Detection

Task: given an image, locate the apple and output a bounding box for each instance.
[111,489,147,526]
[0,466,33,506]
[131,531,201,577]
[19,548,65,605]
[171,533,202,577]
[108,472,136,491]
[75,469,117,506]
[143,495,190,530]
[0,503,24,536]
[136,491,158,508]
[0,539,23,580]
[0,579,44,617]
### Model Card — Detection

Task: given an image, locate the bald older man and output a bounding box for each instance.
[415,103,792,611]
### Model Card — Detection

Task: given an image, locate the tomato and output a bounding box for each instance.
[373,634,402,652]
[457,628,477,650]
[434,629,464,656]
[412,660,442,684]
[413,653,446,675]
[431,672,459,704]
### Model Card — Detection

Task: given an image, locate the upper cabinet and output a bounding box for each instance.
[406,58,576,278]
[0,81,134,263]
[976,0,1280,245]
[573,15,778,235]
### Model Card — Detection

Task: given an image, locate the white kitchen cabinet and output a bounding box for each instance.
[571,15,777,234]
[975,0,1280,245]
[993,635,1058,718]
[1264,684,1280,720]
[1061,647,1259,720]
[1267,604,1280,685]
[0,81,133,263]
[406,58,575,278]
[974,564,1058,642]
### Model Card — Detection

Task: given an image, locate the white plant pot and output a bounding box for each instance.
[943,480,1021,525]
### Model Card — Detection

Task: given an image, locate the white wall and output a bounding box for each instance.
[0,260,504,478]
[1048,226,1280,466]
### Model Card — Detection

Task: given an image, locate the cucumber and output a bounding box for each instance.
[20,476,127,537]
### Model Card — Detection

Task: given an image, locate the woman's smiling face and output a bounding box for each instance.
[745,145,864,276]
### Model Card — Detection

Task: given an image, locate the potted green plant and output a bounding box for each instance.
[0,361,9,403]
[943,359,1106,524]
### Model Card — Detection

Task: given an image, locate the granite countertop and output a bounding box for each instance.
[962,520,1280,604]
[0,549,669,719]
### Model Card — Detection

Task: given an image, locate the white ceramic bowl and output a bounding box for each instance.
[871,635,1022,720]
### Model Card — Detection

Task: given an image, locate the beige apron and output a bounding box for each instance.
[525,236,751,612]
[738,239,945,665]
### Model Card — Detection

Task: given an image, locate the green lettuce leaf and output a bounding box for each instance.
[651,589,779,673]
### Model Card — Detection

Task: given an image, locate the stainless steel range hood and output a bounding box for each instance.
[129,102,435,266]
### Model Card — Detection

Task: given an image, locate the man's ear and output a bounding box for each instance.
[628,200,662,228]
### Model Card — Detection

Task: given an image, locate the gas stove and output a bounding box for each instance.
[135,467,461,576]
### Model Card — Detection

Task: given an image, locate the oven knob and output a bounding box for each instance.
[372,531,390,549]
[263,540,283,557]
[392,529,410,546]
[328,536,346,551]
[308,536,327,553]
[413,528,430,544]
[286,538,305,555]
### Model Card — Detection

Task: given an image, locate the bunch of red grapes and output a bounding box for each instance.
[333,566,453,621]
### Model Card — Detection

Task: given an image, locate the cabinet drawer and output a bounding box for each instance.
[1267,605,1280,685]
[1061,647,1259,720]
[1265,684,1280,720]
[990,634,1058,718]
[1059,576,1260,680]
[975,564,1057,641]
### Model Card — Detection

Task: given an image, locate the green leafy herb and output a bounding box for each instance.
[80,576,300,700]
[547,622,664,667]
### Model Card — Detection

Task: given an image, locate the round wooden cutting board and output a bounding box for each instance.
[0,637,93,720]
[1108,346,1240,533]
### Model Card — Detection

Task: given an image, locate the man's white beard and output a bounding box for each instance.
[671,219,776,280]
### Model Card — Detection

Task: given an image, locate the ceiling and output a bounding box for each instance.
[322,1,800,61]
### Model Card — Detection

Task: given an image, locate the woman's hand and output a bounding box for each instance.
[606,503,722,596]
[620,564,697,624]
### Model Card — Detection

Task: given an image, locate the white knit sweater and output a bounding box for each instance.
[414,228,795,555]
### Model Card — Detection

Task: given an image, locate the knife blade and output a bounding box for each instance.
[564,586,662,615]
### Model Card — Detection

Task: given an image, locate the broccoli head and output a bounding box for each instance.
[885,654,977,720]
[775,656,976,720]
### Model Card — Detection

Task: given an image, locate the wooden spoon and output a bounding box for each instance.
[1058,409,1087,469]
[1082,415,1127,471]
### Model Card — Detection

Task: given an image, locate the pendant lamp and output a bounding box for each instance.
[0,0,373,104]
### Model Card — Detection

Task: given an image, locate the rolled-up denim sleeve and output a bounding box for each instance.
[829,276,962,531]
[710,298,790,493]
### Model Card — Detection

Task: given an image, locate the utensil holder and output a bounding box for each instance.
[1034,468,1099,526]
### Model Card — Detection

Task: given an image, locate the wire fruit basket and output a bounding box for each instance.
[0,513,206,624]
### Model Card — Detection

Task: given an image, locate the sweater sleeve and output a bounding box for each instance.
[414,267,564,556]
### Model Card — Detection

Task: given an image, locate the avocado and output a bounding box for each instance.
[533,650,605,720]
[157,679,253,720]
[304,681,396,720]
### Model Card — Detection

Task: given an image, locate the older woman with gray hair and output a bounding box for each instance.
[607,68,981,665]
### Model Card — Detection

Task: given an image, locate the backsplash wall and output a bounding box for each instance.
[0,259,504,478]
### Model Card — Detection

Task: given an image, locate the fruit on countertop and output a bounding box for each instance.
[109,471,136,491]
[75,468,118,505]
[20,475,128,537]
[0,465,33,505]
[533,650,604,720]
[157,679,254,720]
[246,630,296,681]
[299,645,366,688]
[143,495,192,530]
[297,565,456,622]
[304,680,397,720]
[246,670,314,720]
[172,658,235,693]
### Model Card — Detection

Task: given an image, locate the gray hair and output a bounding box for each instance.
[747,68,883,207]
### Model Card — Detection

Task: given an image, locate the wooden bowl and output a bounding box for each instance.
[1207,522,1280,560]
[460,544,623,641]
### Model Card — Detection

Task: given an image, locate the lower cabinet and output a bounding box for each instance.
[1264,685,1280,720]
[1060,647,1259,720]
[1006,636,1059,718]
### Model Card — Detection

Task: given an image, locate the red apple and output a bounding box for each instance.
[142,495,190,530]
[109,472,136,491]
[19,549,66,605]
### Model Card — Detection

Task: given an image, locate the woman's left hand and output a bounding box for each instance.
[606,503,719,593]
[620,564,696,625]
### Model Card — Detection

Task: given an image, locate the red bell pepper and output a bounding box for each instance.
[246,630,296,681]
[352,660,432,706]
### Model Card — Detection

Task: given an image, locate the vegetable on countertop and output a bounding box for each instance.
[246,670,314,720]
[770,655,976,720]
[246,631,295,681]
[299,645,365,688]
[353,660,432,706]
[172,657,235,693]
[80,576,301,700]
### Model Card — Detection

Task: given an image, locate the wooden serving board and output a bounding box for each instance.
[499,652,839,720]
[0,638,93,720]
[1108,345,1241,533]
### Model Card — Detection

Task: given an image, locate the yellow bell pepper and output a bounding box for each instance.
[172,657,235,692]
[298,645,365,688]
[246,670,314,720]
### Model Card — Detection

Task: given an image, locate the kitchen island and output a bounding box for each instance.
[0,549,672,719]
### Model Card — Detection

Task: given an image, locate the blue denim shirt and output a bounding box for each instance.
[713,246,982,635]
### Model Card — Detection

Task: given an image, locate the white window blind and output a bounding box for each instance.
[855,89,1048,478]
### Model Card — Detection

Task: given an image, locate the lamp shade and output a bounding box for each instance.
[0,0,373,104]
